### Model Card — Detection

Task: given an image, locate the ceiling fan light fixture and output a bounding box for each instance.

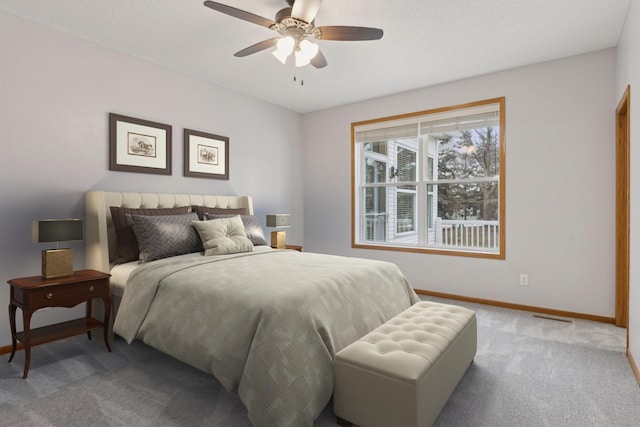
[272,36,295,64]
[204,0,384,70]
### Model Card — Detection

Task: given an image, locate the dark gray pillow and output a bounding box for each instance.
[204,213,268,246]
[130,213,202,262]
[191,205,249,220]
[110,206,190,264]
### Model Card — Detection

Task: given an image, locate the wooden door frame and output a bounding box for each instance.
[616,85,630,335]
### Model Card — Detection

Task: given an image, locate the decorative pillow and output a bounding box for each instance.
[110,206,190,264]
[130,213,202,262]
[193,216,254,256]
[191,205,249,220]
[204,213,268,246]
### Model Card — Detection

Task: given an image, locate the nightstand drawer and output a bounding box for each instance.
[27,279,108,309]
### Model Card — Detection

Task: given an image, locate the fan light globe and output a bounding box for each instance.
[294,39,319,67]
[272,36,295,64]
[294,50,310,67]
[300,39,319,60]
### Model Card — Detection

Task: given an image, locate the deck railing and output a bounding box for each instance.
[436,218,499,250]
[363,215,499,251]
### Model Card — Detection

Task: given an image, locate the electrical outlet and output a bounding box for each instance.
[519,274,529,286]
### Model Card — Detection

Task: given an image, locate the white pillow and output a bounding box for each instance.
[193,215,254,256]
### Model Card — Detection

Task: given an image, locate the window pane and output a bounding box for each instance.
[437,127,500,180]
[363,187,386,241]
[431,182,499,252]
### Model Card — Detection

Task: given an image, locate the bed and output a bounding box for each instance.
[85,190,419,427]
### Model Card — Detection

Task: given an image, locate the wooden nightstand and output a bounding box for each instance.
[271,244,303,252]
[7,269,111,379]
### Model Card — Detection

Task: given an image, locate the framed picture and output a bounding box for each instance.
[109,113,172,175]
[183,128,229,180]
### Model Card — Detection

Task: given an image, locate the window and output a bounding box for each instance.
[352,97,505,259]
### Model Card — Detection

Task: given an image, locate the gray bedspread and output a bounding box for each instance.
[113,249,418,427]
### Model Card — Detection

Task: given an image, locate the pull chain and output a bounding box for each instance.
[293,69,305,86]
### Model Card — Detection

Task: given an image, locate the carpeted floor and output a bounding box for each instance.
[429,297,639,426]
[1,297,638,426]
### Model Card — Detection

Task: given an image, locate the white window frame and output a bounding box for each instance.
[351,97,506,259]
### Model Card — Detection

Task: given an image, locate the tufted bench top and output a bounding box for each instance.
[335,301,476,383]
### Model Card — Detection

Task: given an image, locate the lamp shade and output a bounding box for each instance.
[266,214,290,228]
[31,219,84,244]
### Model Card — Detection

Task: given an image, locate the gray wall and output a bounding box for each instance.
[616,0,640,372]
[302,48,617,318]
[0,12,303,346]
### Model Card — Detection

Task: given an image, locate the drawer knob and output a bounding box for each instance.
[89,286,94,292]
[46,293,53,300]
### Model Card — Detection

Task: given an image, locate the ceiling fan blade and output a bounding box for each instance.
[318,26,383,41]
[291,0,323,24]
[310,48,327,69]
[204,1,275,28]
[234,38,279,57]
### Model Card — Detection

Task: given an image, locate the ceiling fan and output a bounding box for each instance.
[203,0,383,69]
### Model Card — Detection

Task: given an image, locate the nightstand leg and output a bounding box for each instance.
[86,299,92,341]
[7,304,17,363]
[103,297,111,352]
[22,311,33,379]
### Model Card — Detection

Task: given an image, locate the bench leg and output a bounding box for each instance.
[337,416,353,427]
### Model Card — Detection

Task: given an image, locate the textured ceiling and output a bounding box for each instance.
[0,0,631,113]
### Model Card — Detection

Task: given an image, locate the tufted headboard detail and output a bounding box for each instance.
[85,191,254,273]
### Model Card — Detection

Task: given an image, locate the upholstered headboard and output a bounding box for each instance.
[85,191,254,273]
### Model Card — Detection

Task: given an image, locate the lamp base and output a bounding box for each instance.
[42,249,74,279]
[271,231,286,249]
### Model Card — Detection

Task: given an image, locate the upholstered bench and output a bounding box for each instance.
[333,300,477,427]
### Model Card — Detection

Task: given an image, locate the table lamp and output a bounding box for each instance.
[266,214,290,249]
[31,219,84,279]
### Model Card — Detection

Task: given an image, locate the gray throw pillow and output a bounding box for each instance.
[193,216,254,256]
[130,213,202,262]
[204,213,268,246]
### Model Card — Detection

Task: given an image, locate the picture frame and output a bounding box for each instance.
[109,113,172,175]
[183,128,229,180]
